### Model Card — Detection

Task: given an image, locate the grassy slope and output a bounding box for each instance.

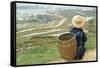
[16,40,60,65]
[16,35,96,65]
[16,23,96,65]
[85,36,96,49]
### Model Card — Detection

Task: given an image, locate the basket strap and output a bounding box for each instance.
[76,31,83,48]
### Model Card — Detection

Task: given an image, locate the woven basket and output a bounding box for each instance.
[58,32,77,60]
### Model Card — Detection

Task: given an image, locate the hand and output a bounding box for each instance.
[83,30,88,33]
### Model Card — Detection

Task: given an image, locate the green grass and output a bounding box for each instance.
[85,36,96,49]
[16,42,60,65]
[16,36,57,49]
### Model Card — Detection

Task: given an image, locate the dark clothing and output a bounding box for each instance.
[70,27,87,59]
[74,47,86,59]
[70,28,87,47]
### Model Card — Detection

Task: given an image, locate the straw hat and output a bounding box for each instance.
[72,15,85,28]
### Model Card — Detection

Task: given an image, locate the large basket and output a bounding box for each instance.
[58,32,77,60]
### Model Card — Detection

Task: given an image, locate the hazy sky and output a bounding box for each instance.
[16,3,96,11]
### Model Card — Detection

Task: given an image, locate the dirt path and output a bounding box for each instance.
[18,29,65,38]
[82,49,96,61]
[47,49,96,63]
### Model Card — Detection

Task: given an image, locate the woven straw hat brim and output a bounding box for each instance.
[72,15,85,28]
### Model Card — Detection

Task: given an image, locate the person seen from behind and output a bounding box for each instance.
[70,15,87,59]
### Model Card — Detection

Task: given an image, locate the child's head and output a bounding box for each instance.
[72,15,86,28]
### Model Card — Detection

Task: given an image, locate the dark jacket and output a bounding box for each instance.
[70,27,87,47]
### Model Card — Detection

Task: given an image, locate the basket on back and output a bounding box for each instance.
[58,32,77,60]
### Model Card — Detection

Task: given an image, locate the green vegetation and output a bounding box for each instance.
[85,36,96,49]
[16,37,60,65]
[16,34,96,65]
[16,9,97,65]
